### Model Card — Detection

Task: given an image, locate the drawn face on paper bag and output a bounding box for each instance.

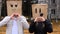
[7,1,22,16]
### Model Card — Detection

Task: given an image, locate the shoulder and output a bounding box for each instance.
[45,19,50,22]
[4,16,10,19]
[44,19,51,25]
[20,16,25,18]
[20,16,26,19]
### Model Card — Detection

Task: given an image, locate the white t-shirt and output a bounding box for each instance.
[12,19,18,34]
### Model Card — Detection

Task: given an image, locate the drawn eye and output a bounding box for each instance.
[39,8,41,13]
[15,5,17,7]
[11,5,13,7]
[35,8,37,13]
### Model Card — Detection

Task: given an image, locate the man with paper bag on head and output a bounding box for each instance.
[0,12,29,34]
[29,13,53,34]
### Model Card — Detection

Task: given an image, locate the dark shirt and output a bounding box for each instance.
[29,19,53,34]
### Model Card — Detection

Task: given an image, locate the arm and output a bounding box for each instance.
[29,20,35,33]
[22,16,29,29]
[45,19,53,33]
[0,16,11,27]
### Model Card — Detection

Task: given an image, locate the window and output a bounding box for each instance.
[51,0,55,3]
[51,9,55,14]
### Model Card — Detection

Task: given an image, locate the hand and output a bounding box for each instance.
[34,17,37,22]
[10,13,20,19]
[13,13,20,18]
[10,13,15,19]
[34,17,45,22]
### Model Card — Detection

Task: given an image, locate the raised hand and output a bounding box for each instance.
[10,13,20,19]
[34,17,45,22]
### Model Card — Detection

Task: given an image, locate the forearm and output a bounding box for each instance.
[0,16,11,27]
[23,21,29,29]
[21,16,29,29]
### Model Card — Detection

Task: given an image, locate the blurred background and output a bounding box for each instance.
[0,0,60,34]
